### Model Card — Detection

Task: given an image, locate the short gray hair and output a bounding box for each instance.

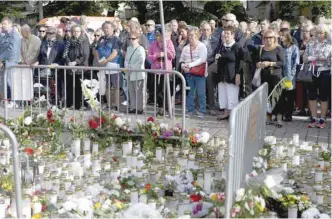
[225,13,236,22]
[80,15,88,24]
[21,24,31,32]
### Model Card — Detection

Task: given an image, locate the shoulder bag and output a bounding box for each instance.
[296,63,313,82]
[189,45,206,77]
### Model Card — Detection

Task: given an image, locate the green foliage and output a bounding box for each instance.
[0,1,28,20]
[43,1,119,17]
[279,1,331,19]
[204,1,243,19]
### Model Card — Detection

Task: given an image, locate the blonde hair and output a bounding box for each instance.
[263,30,279,47]
[189,27,200,39]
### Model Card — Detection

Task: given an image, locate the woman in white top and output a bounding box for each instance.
[179,27,208,118]
[124,31,146,114]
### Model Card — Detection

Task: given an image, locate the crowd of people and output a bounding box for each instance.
[0,13,331,128]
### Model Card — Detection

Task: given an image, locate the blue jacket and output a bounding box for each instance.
[282,44,299,89]
[0,29,21,66]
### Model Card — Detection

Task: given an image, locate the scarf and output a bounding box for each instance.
[63,36,84,60]
[46,39,57,48]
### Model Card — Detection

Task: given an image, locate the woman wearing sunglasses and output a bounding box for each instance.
[124,31,146,114]
[256,30,285,127]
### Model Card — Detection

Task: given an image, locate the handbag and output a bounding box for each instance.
[296,63,313,82]
[189,45,206,77]
[252,46,263,87]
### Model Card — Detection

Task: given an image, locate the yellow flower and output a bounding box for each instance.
[113,201,124,210]
[211,193,218,201]
[94,202,101,210]
[256,203,264,212]
[283,79,292,89]
[32,213,41,219]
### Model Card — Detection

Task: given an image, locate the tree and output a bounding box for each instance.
[43,1,110,17]
[204,1,243,19]
[279,1,331,20]
[0,1,28,20]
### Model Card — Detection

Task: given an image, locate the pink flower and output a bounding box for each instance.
[231,212,236,217]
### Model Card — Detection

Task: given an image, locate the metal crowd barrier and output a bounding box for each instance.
[225,82,268,218]
[0,123,22,218]
[0,65,187,136]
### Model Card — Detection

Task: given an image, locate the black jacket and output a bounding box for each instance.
[65,37,90,66]
[200,36,220,65]
[216,42,243,84]
[38,40,65,65]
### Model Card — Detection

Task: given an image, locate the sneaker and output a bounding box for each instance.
[308,119,318,128]
[197,112,204,118]
[186,111,194,117]
[316,119,326,129]
[210,110,217,116]
[121,100,128,106]
[7,102,18,109]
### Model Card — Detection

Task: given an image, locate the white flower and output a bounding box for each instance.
[111,179,121,190]
[136,119,142,125]
[259,148,268,156]
[263,161,268,169]
[24,116,32,125]
[258,157,264,163]
[115,117,124,127]
[110,189,120,197]
[264,136,276,145]
[159,123,168,130]
[158,197,166,205]
[77,198,93,215]
[127,180,135,186]
[63,201,77,212]
[235,188,245,201]
[37,114,45,120]
[282,187,294,194]
[244,202,250,211]
[264,175,276,189]
[198,132,210,144]
[255,162,262,169]
[318,214,330,218]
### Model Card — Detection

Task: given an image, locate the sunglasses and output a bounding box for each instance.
[129,37,137,40]
[39,30,46,32]
[94,34,101,37]
[65,30,70,32]
[47,32,56,35]
[222,19,232,22]
[145,24,154,26]
[264,36,274,39]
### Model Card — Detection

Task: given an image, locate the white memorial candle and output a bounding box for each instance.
[293,134,299,146]
[292,155,300,166]
[84,152,91,168]
[315,170,323,183]
[0,200,6,219]
[22,195,31,218]
[130,189,139,204]
[84,139,91,152]
[131,155,137,168]
[92,143,99,155]
[204,169,213,194]
[139,193,147,204]
[74,141,81,157]
[32,202,42,214]
[197,173,204,188]
[155,147,163,160]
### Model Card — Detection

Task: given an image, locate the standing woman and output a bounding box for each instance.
[256,30,285,127]
[215,26,243,120]
[303,24,332,129]
[279,28,299,121]
[63,24,90,109]
[296,24,313,116]
[95,21,122,110]
[124,31,146,114]
[179,27,207,118]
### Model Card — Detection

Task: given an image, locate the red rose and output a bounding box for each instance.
[48,118,55,123]
[145,183,152,191]
[47,109,53,119]
[113,156,118,162]
[190,194,202,202]
[24,147,34,156]
[122,184,126,188]
[89,119,99,129]
[153,132,158,139]
[99,117,106,124]
[113,115,118,120]
[147,117,154,122]
[42,204,47,212]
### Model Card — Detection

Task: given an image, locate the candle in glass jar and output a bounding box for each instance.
[288,204,298,218]
[72,139,80,154]
[131,155,137,168]
[293,134,299,146]
[74,141,81,157]
[204,169,213,194]
[156,147,163,160]
[122,142,131,156]
[197,173,204,188]
[130,189,139,204]
[148,199,156,210]
[315,169,323,182]
[32,202,42,214]
[0,200,5,219]
[84,152,91,169]
[316,192,324,204]
[22,194,31,218]
[292,155,300,166]
[139,193,147,204]
[92,143,99,155]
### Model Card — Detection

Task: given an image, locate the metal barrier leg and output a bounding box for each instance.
[0,123,22,218]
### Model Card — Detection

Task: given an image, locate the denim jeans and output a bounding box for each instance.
[186,74,206,113]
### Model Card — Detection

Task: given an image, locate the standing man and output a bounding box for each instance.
[249,19,270,48]
[16,25,41,102]
[200,22,219,116]
[0,17,21,108]
[170,19,179,49]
